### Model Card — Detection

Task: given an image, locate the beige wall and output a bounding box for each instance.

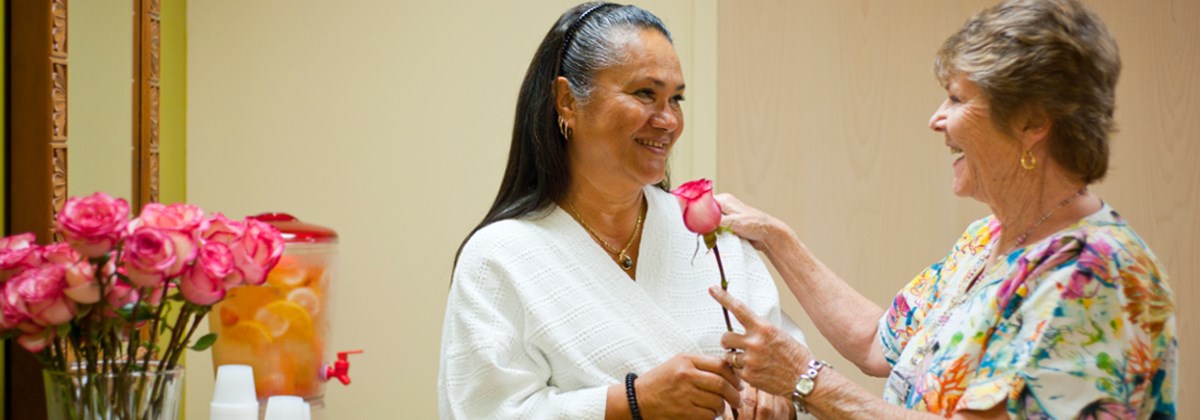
[68,0,133,202]
[718,0,1199,416]
[184,1,715,417]
[187,0,1197,417]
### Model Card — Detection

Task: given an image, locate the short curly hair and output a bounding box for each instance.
[934,0,1120,183]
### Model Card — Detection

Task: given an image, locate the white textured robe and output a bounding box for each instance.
[439,186,794,419]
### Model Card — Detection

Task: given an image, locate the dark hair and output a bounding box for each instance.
[453,3,672,270]
[935,0,1119,183]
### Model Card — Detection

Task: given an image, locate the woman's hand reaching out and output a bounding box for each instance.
[710,286,812,396]
[715,194,789,252]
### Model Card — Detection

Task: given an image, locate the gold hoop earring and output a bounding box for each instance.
[557,116,572,139]
[1020,149,1037,170]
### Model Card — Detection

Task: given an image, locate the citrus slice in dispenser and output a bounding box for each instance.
[224,285,284,320]
[255,300,314,339]
[223,320,273,347]
[218,305,240,327]
[305,266,327,288]
[286,287,321,317]
[266,264,309,288]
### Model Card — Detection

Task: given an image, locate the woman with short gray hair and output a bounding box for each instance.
[711,0,1175,418]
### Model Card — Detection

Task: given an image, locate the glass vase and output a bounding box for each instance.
[42,361,185,420]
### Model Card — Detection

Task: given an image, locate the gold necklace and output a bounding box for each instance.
[1008,188,1088,252]
[565,200,644,271]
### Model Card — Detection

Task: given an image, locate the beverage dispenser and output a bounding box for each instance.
[209,213,360,413]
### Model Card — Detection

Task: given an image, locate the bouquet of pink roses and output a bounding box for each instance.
[0,192,284,419]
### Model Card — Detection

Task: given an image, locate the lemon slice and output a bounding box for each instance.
[287,287,321,317]
[266,265,309,288]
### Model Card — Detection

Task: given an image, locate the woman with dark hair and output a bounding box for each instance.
[439,3,800,419]
[709,0,1176,418]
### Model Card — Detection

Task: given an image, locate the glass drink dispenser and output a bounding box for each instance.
[209,213,359,412]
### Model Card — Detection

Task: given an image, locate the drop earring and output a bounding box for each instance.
[1020,149,1037,170]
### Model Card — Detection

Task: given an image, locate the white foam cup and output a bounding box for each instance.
[210,364,259,420]
[264,396,307,420]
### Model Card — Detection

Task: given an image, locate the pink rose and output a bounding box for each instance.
[227,219,285,287]
[55,192,130,258]
[132,203,208,232]
[671,179,723,235]
[0,282,31,331]
[121,226,178,288]
[63,261,100,304]
[202,214,245,245]
[103,280,139,318]
[131,203,208,275]
[142,284,171,307]
[9,265,76,326]
[179,242,233,305]
[40,243,81,266]
[35,243,99,303]
[0,233,41,281]
[17,326,55,353]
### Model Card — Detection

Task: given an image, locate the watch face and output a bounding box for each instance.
[795,377,815,395]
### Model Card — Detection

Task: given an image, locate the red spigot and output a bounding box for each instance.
[324,349,363,385]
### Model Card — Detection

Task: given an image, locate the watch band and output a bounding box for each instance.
[791,359,830,416]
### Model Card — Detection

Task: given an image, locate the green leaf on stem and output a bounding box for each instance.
[116,302,157,323]
[191,333,218,351]
[703,231,718,250]
[90,253,111,266]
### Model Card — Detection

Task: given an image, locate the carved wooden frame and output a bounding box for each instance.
[10,0,69,244]
[8,0,160,243]
[135,0,162,208]
[5,1,160,417]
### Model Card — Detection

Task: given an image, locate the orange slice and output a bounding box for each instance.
[254,300,314,339]
[218,306,239,326]
[224,285,284,319]
[305,267,327,288]
[222,320,274,348]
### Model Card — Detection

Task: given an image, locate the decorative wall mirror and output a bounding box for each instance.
[5,1,161,418]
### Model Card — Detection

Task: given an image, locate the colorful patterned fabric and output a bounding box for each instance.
[878,204,1176,418]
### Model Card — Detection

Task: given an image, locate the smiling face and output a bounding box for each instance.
[928,73,1024,203]
[563,28,685,191]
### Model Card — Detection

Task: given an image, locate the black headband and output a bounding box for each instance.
[558,3,619,76]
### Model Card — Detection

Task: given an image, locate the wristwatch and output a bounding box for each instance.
[791,359,830,415]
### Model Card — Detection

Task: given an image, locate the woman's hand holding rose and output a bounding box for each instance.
[636,353,744,419]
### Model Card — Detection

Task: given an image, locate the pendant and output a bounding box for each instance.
[620,254,634,270]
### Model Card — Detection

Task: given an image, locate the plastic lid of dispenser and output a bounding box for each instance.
[250,213,338,243]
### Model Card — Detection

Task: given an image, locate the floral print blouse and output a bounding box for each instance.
[878,204,1176,418]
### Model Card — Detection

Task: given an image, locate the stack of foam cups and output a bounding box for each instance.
[211,365,259,420]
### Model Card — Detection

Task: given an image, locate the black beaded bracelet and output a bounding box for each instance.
[625,372,643,420]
